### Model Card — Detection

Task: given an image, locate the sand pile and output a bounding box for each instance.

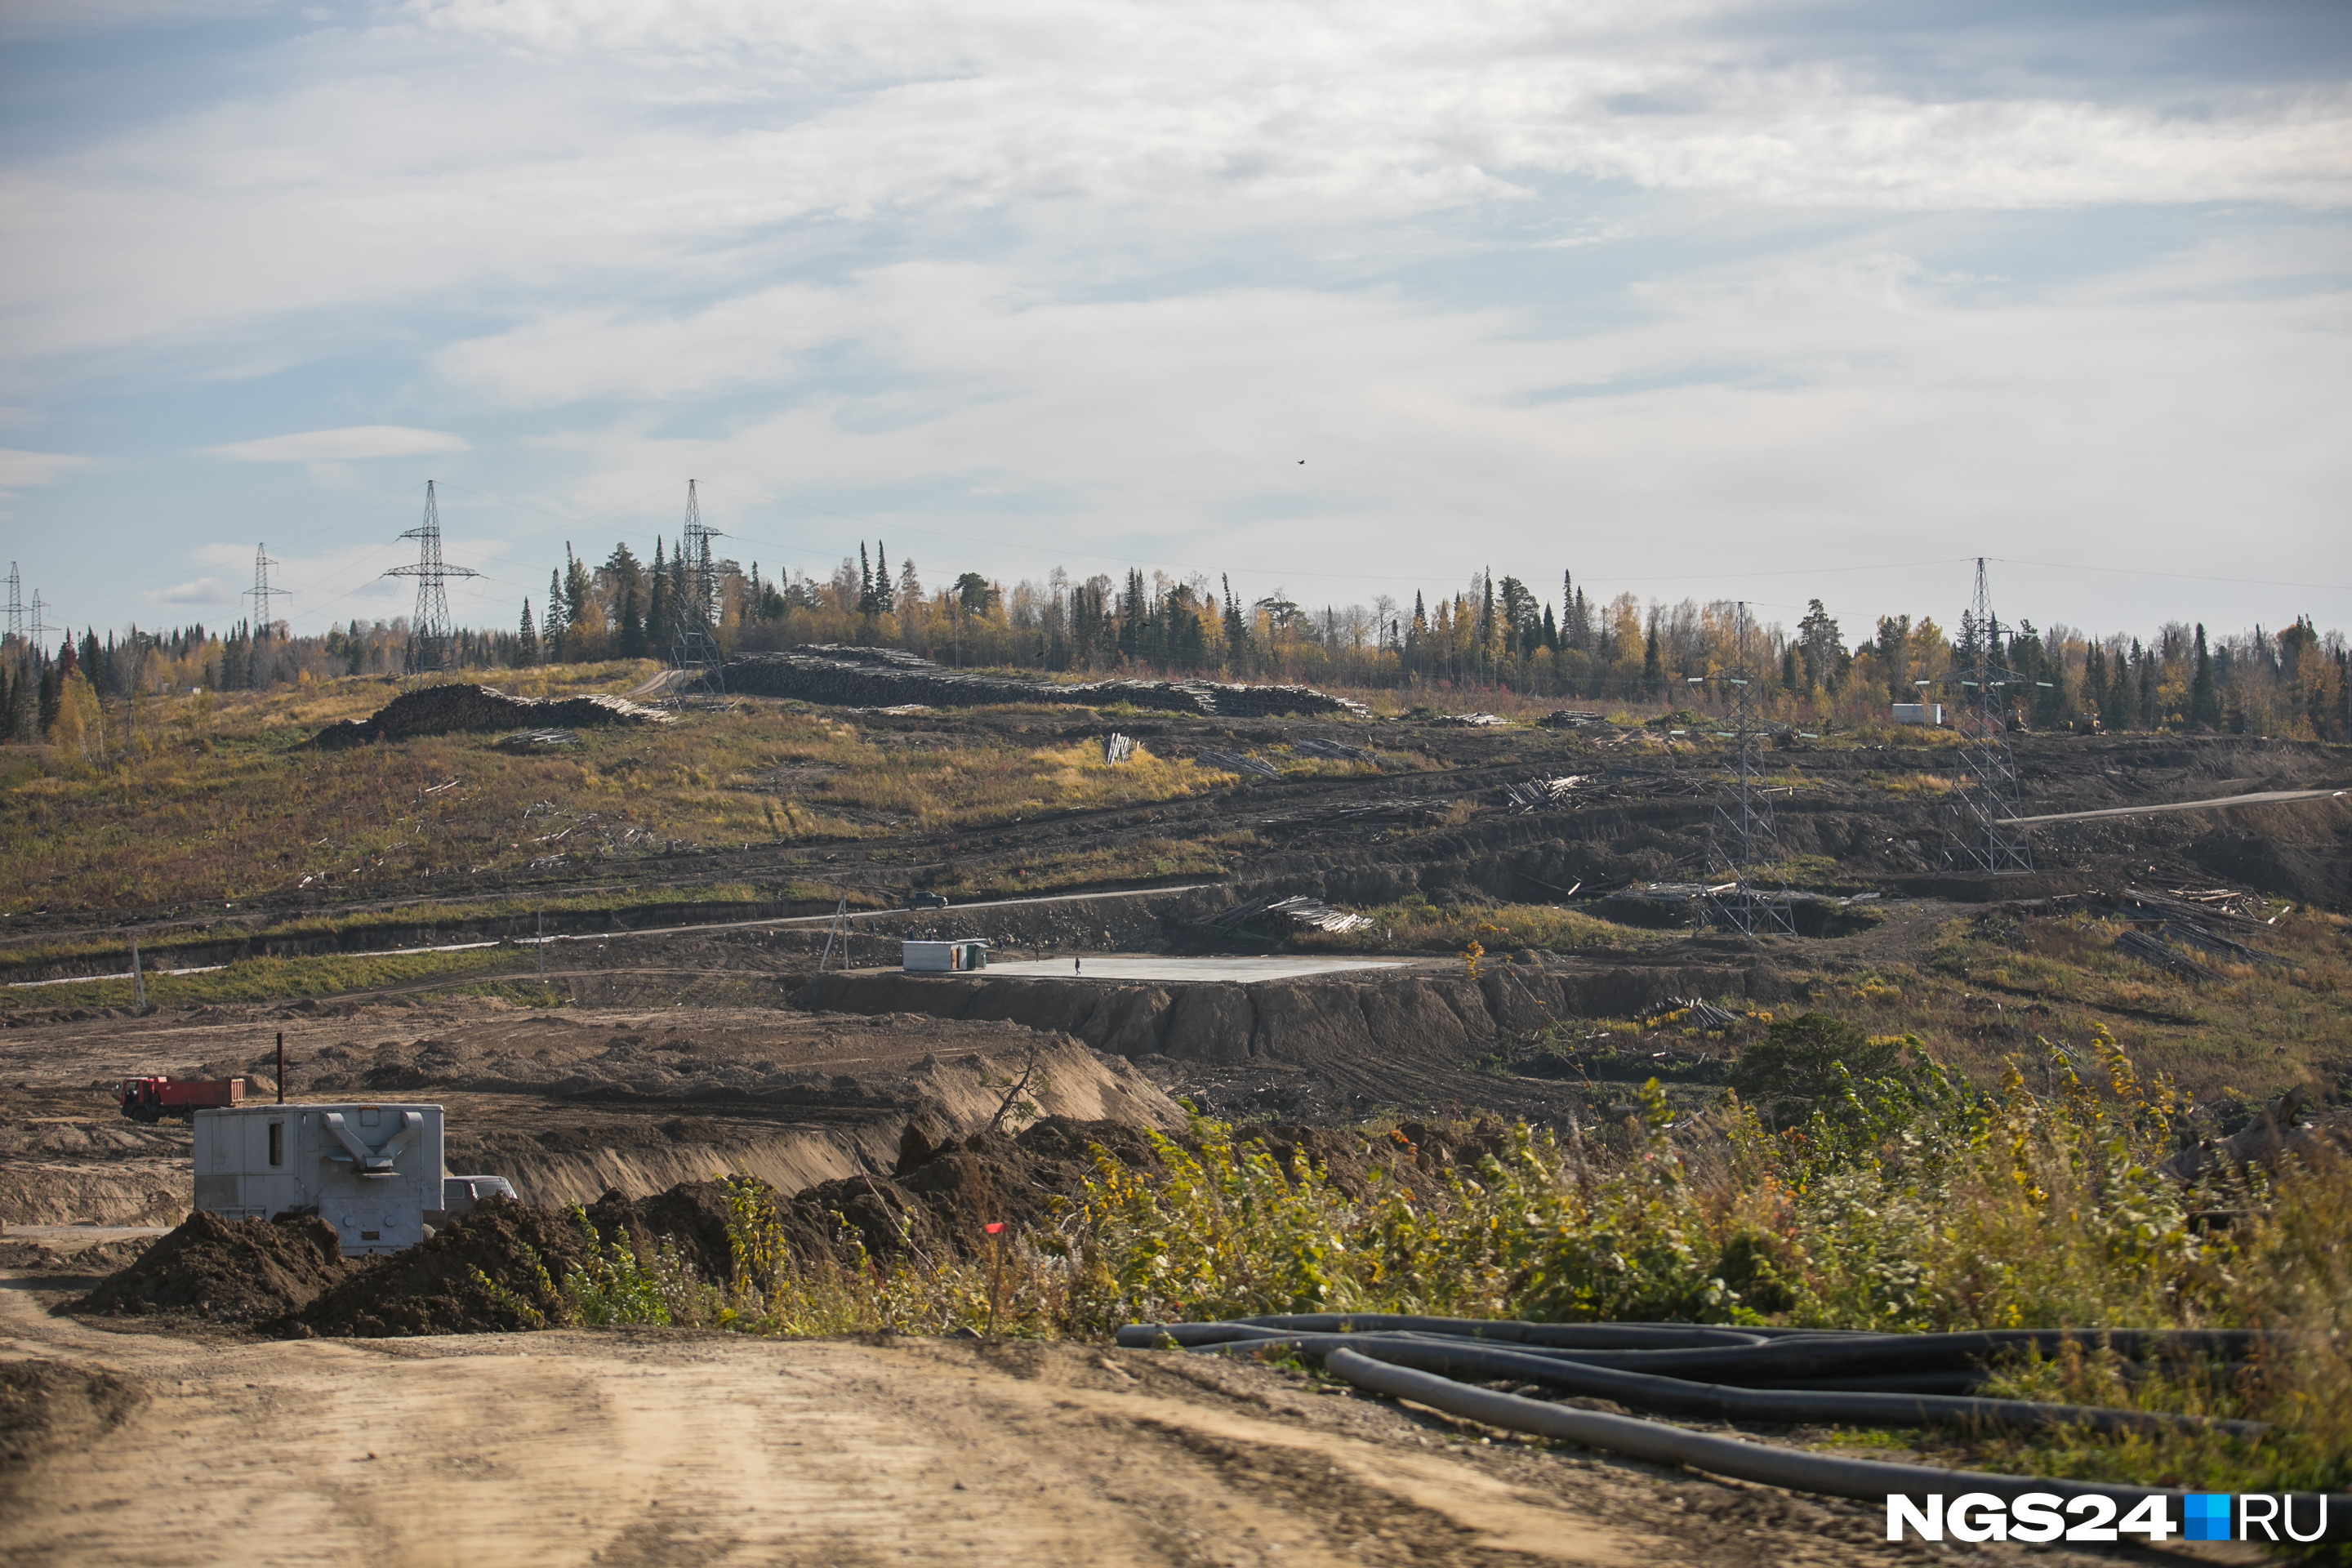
[74,1211,346,1323]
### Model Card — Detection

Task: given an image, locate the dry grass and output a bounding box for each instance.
[0,667,1243,912]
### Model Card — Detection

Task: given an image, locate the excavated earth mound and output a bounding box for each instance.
[283,1199,590,1338]
[74,1210,346,1323]
[727,644,1370,719]
[310,684,667,748]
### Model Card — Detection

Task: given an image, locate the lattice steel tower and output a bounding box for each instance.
[243,543,286,640]
[668,479,727,697]
[4,562,20,648]
[384,481,479,674]
[1943,558,2032,874]
[1702,602,1797,936]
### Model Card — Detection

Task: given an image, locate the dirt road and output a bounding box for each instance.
[0,1272,2144,1568]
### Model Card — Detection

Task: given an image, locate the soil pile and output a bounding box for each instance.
[727,644,1369,719]
[74,1211,346,1323]
[585,1178,738,1285]
[310,684,667,749]
[284,1199,590,1338]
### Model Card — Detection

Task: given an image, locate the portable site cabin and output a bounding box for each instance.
[1891,702,1945,726]
[902,938,990,973]
[193,1102,446,1257]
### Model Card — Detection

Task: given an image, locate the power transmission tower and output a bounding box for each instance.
[4,562,21,648]
[29,591,55,656]
[1700,603,1797,937]
[243,543,287,641]
[382,481,480,676]
[1944,558,2032,874]
[668,479,727,697]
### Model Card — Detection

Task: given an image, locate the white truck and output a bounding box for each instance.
[192,1102,512,1257]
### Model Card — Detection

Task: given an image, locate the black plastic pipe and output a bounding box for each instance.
[1325,1348,2350,1533]
[1187,1330,2268,1438]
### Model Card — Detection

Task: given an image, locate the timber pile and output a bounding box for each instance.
[724,645,1370,719]
[1503,775,1588,813]
[312,685,668,748]
[1209,893,1374,935]
[1196,749,1281,779]
[1290,737,1379,765]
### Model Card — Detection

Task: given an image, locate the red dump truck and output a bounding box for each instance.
[118,1075,244,1123]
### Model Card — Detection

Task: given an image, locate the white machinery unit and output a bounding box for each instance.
[1891,702,1944,726]
[902,938,990,973]
[194,1102,445,1257]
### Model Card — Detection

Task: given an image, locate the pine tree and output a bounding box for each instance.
[2189,623,2221,730]
[647,538,669,646]
[1222,573,1250,664]
[1542,603,1557,652]
[618,586,645,659]
[859,544,875,616]
[519,599,539,666]
[1642,623,1662,693]
[546,568,568,651]
[874,541,893,616]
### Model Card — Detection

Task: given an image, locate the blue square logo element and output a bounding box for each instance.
[2183,1494,2233,1542]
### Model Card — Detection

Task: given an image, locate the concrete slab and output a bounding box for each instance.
[976,956,1408,983]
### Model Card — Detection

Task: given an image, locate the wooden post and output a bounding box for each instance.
[276,1031,285,1104]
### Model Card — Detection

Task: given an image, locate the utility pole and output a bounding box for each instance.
[817,893,849,972]
[1699,603,1797,937]
[383,482,480,677]
[130,938,145,1010]
[1944,559,2033,875]
[668,479,728,699]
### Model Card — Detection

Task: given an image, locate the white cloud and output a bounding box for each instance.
[2,2,2346,368]
[149,576,233,607]
[0,447,92,501]
[434,287,847,406]
[496,238,2349,633]
[206,425,470,461]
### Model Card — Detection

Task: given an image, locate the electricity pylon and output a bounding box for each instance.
[1699,602,1797,936]
[1943,558,2032,874]
[384,481,479,675]
[668,479,727,697]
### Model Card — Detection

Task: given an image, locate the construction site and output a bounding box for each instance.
[3,584,2350,1562]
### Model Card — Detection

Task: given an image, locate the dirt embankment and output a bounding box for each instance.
[726,643,1370,719]
[795,959,1781,1064]
[0,1000,1185,1227]
[309,683,667,748]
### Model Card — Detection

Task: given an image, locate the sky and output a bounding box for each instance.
[2,0,2349,648]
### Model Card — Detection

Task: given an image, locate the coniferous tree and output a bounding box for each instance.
[1222,574,1250,666]
[858,544,875,616]
[618,586,645,658]
[545,569,568,653]
[873,541,893,617]
[647,538,669,647]
[518,600,539,666]
[1642,623,1662,693]
[2189,623,2221,729]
